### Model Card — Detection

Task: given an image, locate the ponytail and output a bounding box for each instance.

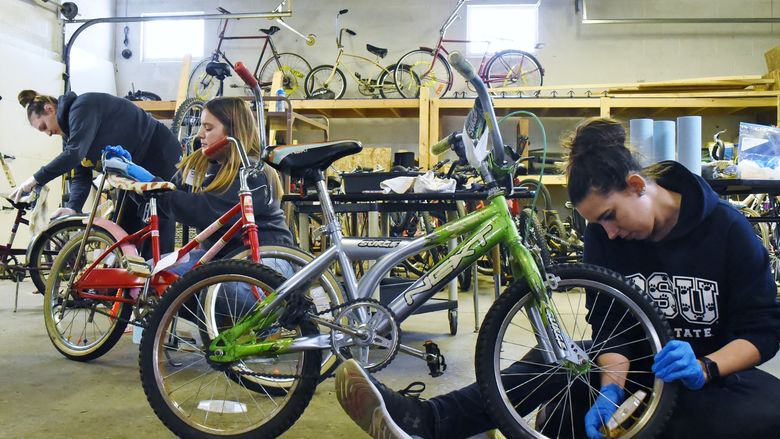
[18,89,57,118]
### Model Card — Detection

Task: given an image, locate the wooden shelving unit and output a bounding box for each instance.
[136,89,780,183]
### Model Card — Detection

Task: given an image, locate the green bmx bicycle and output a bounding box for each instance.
[138,52,677,438]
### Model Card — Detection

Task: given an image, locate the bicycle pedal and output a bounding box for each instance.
[123,255,151,278]
[423,340,447,377]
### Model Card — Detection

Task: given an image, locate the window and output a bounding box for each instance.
[466,3,538,55]
[141,12,204,62]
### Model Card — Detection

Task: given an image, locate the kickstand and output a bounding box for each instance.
[13,280,19,312]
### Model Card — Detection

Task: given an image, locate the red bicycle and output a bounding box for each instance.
[394,0,544,98]
[42,63,271,362]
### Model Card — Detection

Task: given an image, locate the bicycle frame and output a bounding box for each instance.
[65,139,263,306]
[211,18,278,79]
[209,185,554,363]
[322,48,394,96]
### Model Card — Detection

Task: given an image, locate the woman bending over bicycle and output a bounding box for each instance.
[113,96,294,276]
[335,117,780,439]
[16,89,181,254]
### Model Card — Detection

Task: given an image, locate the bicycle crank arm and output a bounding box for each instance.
[308,314,363,338]
[398,343,437,362]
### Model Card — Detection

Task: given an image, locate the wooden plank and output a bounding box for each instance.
[419,87,430,169]
[175,54,192,111]
[489,76,773,95]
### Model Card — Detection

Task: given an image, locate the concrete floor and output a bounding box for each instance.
[1,278,778,439]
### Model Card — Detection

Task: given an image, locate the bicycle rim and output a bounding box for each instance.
[486,50,543,91]
[140,262,320,438]
[396,50,451,98]
[476,264,676,439]
[259,53,311,99]
[43,230,130,361]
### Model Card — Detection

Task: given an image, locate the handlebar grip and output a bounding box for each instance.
[432,136,451,155]
[234,62,258,88]
[339,9,349,14]
[449,52,477,82]
[346,29,356,36]
[201,137,230,158]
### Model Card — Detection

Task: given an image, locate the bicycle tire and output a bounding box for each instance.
[43,228,132,361]
[170,97,205,155]
[518,208,552,268]
[475,264,678,439]
[187,56,220,100]
[133,90,162,101]
[485,49,544,92]
[378,64,418,99]
[258,52,311,99]
[394,48,453,98]
[27,218,86,294]
[226,245,345,382]
[304,65,347,99]
[139,259,321,439]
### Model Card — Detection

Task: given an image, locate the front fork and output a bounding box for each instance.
[505,220,589,366]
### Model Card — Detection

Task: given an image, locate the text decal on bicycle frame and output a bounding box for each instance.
[403,223,493,305]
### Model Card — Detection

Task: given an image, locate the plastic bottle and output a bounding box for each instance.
[275,88,286,112]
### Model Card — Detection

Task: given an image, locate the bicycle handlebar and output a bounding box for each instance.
[432,133,454,155]
[448,51,477,83]
[448,52,506,168]
[234,61,258,89]
[234,61,267,149]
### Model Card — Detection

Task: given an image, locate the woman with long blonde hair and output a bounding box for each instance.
[157,96,293,258]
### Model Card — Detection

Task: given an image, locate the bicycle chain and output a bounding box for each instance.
[232,298,388,380]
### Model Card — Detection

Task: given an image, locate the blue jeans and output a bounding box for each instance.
[164,249,294,279]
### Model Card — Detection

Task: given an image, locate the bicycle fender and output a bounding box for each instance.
[82,217,139,257]
[25,214,89,263]
[416,46,450,55]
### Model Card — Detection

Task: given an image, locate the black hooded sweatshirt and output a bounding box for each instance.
[584,161,780,363]
[33,92,180,211]
[156,161,293,255]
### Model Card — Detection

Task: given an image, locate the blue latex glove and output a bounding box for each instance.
[103,157,155,182]
[103,145,132,161]
[584,383,625,439]
[651,340,705,390]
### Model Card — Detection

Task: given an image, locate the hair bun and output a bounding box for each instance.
[17,89,39,108]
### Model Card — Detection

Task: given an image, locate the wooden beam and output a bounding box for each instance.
[175,54,192,111]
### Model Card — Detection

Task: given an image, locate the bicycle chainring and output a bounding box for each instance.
[330,298,400,373]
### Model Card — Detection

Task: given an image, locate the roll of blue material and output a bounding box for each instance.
[678,115,702,175]
[629,119,654,166]
[653,120,676,164]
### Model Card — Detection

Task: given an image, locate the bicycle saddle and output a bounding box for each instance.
[260,26,281,36]
[366,44,388,59]
[265,140,362,178]
[105,174,176,195]
[0,191,38,210]
[206,62,232,80]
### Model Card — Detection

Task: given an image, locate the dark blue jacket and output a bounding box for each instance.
[156,161,293,255]
[584,160,780,363]
[34,92,180,211]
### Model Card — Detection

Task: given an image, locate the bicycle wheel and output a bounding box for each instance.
[519,208,552,268]
[485,49,544,92]
[304,65,347,99]
[258,52,311,99]
[27,217,86,294]
[43,228,131,361]
[226,245,345,382]
[395,48,453,98]
[475,264,677,439]
[188,57,220,100]
[378,64,419,99]
[139,259,321,438]
[170,97,205,155]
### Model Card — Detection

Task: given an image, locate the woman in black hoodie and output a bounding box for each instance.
[334,117,780,439]
[16,89,181,253]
